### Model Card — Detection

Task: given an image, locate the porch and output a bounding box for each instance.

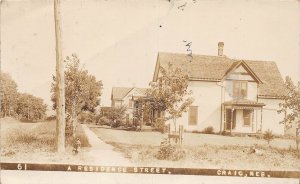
[222,100,265,134]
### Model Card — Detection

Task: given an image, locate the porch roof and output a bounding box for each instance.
[223,99,265,109]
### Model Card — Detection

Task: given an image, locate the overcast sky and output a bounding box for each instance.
[1,0,300,112]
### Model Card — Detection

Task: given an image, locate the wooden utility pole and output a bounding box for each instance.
[54,0,65,152]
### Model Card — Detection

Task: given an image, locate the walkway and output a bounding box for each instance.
[81,124,131,166]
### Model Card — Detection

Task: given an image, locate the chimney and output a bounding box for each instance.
[218,42,224,56]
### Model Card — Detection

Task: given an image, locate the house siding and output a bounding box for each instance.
[167,81,222,133]
[258,98,285,135]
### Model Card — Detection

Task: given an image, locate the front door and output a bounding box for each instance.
[226,109,236,130]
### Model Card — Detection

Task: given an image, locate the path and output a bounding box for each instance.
[81,124,131,166]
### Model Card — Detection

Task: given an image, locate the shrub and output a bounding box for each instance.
[46,115,56,121]
[191,130,201,134]
[156,139,185,161]
[221,131,231,136]
[153,118,166,133]
[79,112,96,123]
[97,116,110,126]
[263,129,274,145]
[202,126,214,134]
[111,119,126,128]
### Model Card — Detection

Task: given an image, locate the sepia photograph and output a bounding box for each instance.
[1,0,300,183]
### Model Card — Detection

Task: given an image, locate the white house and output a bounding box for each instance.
[111,87,148,125]
[152,42,287,135]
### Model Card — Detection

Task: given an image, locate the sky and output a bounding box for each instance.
[1,0,300,113]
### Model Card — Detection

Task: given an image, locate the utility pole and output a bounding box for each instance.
[54,0,65,152]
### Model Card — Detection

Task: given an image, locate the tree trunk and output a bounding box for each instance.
[54,0,66,153]
[173,117,177,132]
[72,115,77,138]
[72,101,77,138]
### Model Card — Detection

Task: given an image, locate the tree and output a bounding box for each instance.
[0,72,47,121]
[51,54,103,137]
[278,76,300,156]
[278,76,300,129]
[16,93,47,121]
[147,63,194,132]
[106,105,127,128]
[0,72,18,117]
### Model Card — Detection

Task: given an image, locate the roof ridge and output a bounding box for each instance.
[158,52,277,63]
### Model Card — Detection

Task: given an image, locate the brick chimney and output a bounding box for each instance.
[218,42,224,56]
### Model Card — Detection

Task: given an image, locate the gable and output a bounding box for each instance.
[111,87,132,100]
[111,87,148,100]
[223,61,262,83]
[125,88,148,99]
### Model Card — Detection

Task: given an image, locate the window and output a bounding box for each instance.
[233,81,247,99]
[129,99,133,108]
[243,110,251,126]
[126,114,129,124]
[188,106,198,125]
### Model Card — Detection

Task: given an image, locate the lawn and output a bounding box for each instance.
[90,126,300,171]
[1,117,92,164]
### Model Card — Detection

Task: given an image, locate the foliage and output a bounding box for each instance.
[278,76,300,129]
[0,72,18,117]
[147,63,194,132]
[278,76,300,156]
[2,120,90,158]
[78,111,96,123]
[156,139,186,161]
[202,126,214,134]
[51,54,103,136]
[153,117,166,133]
[16,93,47,121]
[105,105,127,127]
[97,116,110,126]
[263,129,274,145]
[0,72,47,121]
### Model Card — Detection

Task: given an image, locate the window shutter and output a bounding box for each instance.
[188,106,198,125]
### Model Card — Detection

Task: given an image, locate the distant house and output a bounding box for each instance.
[111,87,148,125]
[152,42,287,135]
[100,106,112,117]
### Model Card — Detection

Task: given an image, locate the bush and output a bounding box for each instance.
[79,112,96,123]
[156,139,185,161]
[191,130,201,134]
[46,115,56,121]
[263,129,274,145]
[153,118,166,133]
[202,126,214,134]
[97,116,110,126]
[111,119,125,128]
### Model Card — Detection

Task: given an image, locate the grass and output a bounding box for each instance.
[90,127,300,170]
[1,118,92,164]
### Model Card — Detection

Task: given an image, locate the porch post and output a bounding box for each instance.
[255,109,258,133]
[230,107,234,135]
[223,106,226,132]
[141,104,144,129]
[260,107,263,132]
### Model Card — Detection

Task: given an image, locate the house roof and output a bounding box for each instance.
[153,52,287,98]
[223,99,265,107]
[111,87,148,100]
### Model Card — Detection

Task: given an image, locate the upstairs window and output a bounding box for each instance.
[129,99,133,108]
[233,81,247,99]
